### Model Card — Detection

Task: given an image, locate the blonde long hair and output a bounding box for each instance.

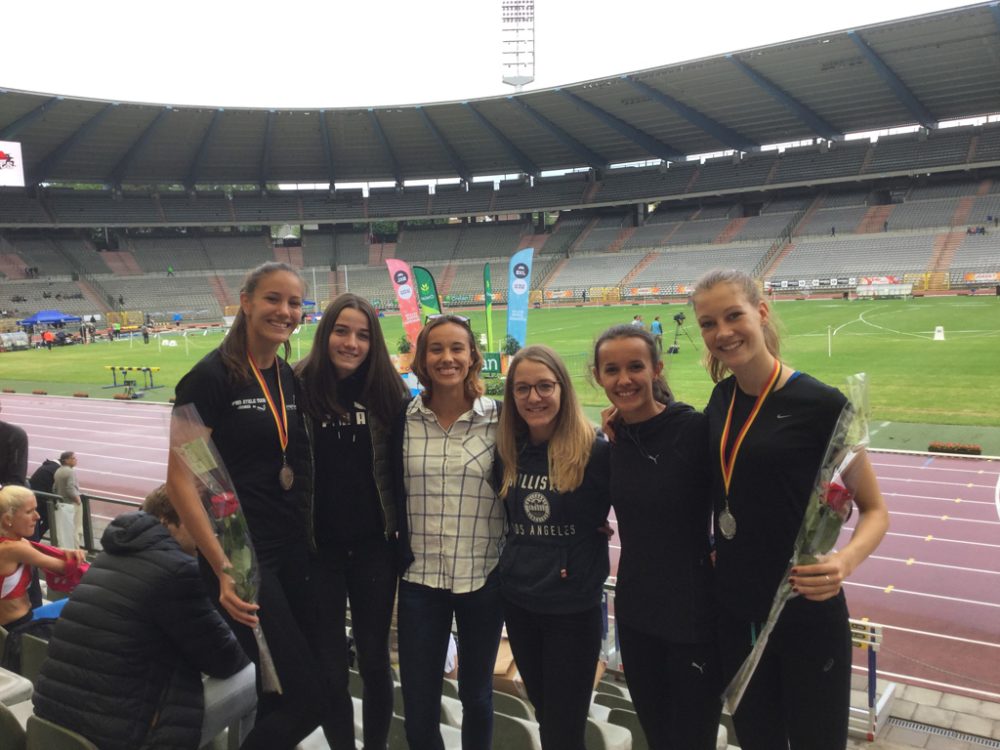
[497,345,594,498]
[693,268,781,383]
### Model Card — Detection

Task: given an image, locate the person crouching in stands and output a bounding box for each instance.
[32,485,252,750]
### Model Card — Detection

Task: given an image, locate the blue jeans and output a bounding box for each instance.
[397,570,504,750]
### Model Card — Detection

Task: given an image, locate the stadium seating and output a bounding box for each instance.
[772,234,937,280]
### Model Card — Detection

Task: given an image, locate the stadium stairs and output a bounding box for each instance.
[438,264,458,297]
[857,205,894,234]
[100,250,143,275]
[208,276,232,309]
[607,227,634,253]
[927,231,965,274]
[74,279,111,313]
[567,218,600,256]
[715,217,748,244]
[950,196,976,227]
[619,252,659,287]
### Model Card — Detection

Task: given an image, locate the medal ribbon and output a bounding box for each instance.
[720,358,781,496]
[247,350,289,454]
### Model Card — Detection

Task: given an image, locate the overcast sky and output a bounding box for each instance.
[3,0,976,109]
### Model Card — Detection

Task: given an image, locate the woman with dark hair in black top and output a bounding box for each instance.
[296,292,409,750]
[693,269,888,750]
[594,324,721,750]
[167,261,337,749]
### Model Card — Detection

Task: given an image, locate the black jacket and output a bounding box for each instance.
[611,402,717,642]
[496,437,611,614]
[33,513,249,750]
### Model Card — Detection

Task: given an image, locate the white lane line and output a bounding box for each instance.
[884,492,994,506]
[873,462,1000,478]
[842,528,1000,549]
[867,554,1000,576]
[859,621,1000,650]
[31,442,169,457]
[77,468,166,483]
[852,668,1000,701]
[33,448,169,466]
[878,477,996,489]
[857,309,933,340]
[995,468,1000,523]
[845,581,1000,608]
[887,510,1000,526]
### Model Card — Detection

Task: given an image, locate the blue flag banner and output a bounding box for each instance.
[506,247,534,348]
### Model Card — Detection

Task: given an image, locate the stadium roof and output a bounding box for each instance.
[2,2,999,189]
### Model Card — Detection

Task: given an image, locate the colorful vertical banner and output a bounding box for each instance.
[413,266,443,320]
[483,263,494,353]
[385,259,423,350]
[506,247,534,348]
[0,141,25,188]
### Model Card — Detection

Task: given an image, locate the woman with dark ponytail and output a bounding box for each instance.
[167,261,337,748]
[594,324,721,750]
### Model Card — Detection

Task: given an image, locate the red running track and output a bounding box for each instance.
[5,393,999,699]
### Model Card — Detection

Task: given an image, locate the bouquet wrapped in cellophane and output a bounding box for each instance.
[722,373,870,714]
[171,403,282,694]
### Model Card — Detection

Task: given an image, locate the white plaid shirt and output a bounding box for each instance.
[402,395,503,593]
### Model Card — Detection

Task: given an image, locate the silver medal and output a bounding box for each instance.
[719,508,737,540]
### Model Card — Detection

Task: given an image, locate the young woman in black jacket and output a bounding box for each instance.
[296,293,409,750]
[594,325,722,750]
[495,344,611,750]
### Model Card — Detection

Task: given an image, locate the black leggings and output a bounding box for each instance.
[312,537,397,750]
[617,621,722,750]
[718,602,852,750]
[502,599,602,750]
[202,543,336,749]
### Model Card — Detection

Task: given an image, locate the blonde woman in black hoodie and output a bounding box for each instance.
[495,345,611,750]
[594,325,721,750]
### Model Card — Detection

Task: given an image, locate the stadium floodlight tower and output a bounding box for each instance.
[501,0,535,92]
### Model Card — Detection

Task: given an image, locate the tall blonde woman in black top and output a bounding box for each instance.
[693,268,888,750]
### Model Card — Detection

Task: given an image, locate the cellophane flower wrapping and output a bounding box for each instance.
[722,373,870,714]
[171,403,282,694]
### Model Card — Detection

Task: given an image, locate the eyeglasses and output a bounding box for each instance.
[425,314,470,325]
[512,380,559,399]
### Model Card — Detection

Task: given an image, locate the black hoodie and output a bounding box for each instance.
[497,436,611,614]
[611,402,717,643]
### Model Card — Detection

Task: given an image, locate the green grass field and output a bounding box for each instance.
[3,297,999,430]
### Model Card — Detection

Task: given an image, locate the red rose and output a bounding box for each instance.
[824,479,853,515]
[210,492,239,519]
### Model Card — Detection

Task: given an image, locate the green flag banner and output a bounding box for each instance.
[413,266,442,320]
[484,263,494,352]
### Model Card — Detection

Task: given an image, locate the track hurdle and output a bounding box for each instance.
[101,366,163,392]
[849,618,896,741]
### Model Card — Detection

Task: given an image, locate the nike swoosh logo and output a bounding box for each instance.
[777,414,793,419]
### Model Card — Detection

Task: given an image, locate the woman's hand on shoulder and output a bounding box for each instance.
[600,406,619,442]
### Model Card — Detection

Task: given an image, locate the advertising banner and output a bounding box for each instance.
[0,141,25,188]
[506,248,534,348]
[385,259,422,350]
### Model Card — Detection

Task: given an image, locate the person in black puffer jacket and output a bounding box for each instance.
[33,487,249,750]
